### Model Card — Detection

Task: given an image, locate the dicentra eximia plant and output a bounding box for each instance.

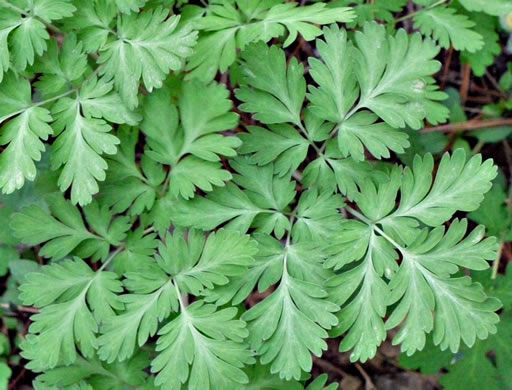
[0,0,502,389]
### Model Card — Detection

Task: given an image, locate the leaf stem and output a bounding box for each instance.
[296,121,324,157]
[318,102,363,154]
[2,64,103,124]
[281,208,298,279]
[98,245,125,272]
[0,89,76,123]
[0,0,63,34]
[143,226,155,235]
[344,205,407,253]
[174,281,188,312]
[394,0,449,23]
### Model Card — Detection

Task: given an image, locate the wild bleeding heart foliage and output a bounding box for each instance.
[0,0,503,389]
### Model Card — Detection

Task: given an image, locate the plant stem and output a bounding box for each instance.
[296,121,324,157]
[98,246,125,272]
[1,64,103,123]
[0,89,76,123]
[492,239,504,280]
[0,0,63,33]
[472,140,484,154]
[394,0,449,23]
[318,102,363,154]
[143,226,155,235]
[345,205,406,253]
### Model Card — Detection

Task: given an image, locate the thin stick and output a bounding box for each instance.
[492,240,504,280]
[355,363,377,390]
[460,64,471,104]
[420,119,512,133]
[486,71,509,99]
[504,139,512,208]
[440,47,454,90]
[313,356,349,377]
[0,303,40,314]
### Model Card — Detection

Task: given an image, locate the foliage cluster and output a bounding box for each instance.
[0,0,511,389]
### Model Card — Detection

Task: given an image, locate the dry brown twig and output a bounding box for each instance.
[421,118,512,133]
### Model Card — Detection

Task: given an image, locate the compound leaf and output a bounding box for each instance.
[187,1,354,81]
[152,301,254,390]
[98,229,256,363]
[98,8,197,108]
[19,258,123,370]
[11,194,130,260]
[413,6,483,52]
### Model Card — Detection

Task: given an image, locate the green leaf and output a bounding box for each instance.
[307,24,358,123]
[35,352,153,390]
[337,111,410,161]
[398,334,453,375]
[222,227,339,380]
[245,364,303,390]
[11,194,130,260]
[351,22,448,129]
[171,158,296,238]
[458,0,512,16]
[495,264,512,312]
[308,25,412,160]
[207,233,335,307]
[340,0,407,27]
[238,124,309,177]
[19,257,123,370]
[327,224,397,362]
[98,8,197,108]
[0,363,10,389]
[63,0,117,53]
[0,0,75,78]
[97,280,178,363]
[143,194,174,237]
[468,184,510,237]
[31,0,76,22]
[78,76,141,126]
[0,246,17,277]
[413,6,483,52]
[460,13,501,77]
[142,80,240,199]
[34,34,88,99]
[439,313,512,390]
[236,42,305,127]
[387,220,500,355]
[186,2,354,81]
[98,229,256,362]
[100,128,165,216]
[292,189,345,243]
[327,150,499,361]
[152,301,254,390]
[50,93,120,205]
[378,150,497,239]
[115,0,148,14]
[0,75,53,194]
[112,228,158,275]
[0,9,47,78]
[440,341,502,390]
[306,374,339,390]
[243,266,339,380]
[326,154,375,200]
